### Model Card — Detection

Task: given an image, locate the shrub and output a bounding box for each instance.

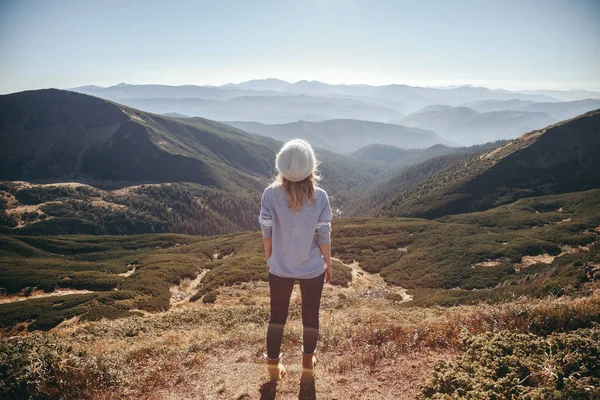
[202,291,218,304]
[330,260,352,287]
[420,327,600,399]
[0,333,121,399]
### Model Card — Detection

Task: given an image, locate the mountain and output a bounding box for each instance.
[398,106,479,130]
[347,142,513,186]
[95,94,402,124]
[222,78,291,92]
[72,82,600,128]
[0,89,384,235]
[464,98,600,121]
[350,144,417,164]
[351,109,600,218]
[0,89,275,190]
[462,99,536,113]
[224,119,454,153]
[71,83,285,101]
[519,99,600,121]
[221,80,560,111]
[512,89,600,102]
[162,112,191,118]
[414,104,455,113]
[350,143,470,166]
[72,81,561,118]
[396,106,557,145]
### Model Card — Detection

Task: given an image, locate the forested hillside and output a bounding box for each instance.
[348,110,600,218]
[0,90,385,235]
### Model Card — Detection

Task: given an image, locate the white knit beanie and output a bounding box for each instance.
[275,139,317,182]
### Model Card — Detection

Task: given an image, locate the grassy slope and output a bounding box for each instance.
[0,89,276,191]
[353,109,600,219]
[2,189,598,332]
[0,90,387,235]
[2,284,599,398]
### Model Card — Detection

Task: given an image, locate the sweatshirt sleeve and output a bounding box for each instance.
[315,192,332,246]
[258,188,273,239]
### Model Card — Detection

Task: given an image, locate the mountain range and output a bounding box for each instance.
[109,94,403,124]
[0,89,385,235]
[70,81,600,149]
[2,87,600,400]
[348,109,600,218]
[224,119,455,153]
[396,107,558,145]
[72,81,600,117]
[463,98,600,120]
[1,88,599,237]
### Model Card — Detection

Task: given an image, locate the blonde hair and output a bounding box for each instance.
[272,172,320,211]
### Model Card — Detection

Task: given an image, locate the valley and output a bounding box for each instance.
[0,87,599,399]
[2,0,599,397]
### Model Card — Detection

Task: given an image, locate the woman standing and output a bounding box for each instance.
[259,139,333,382]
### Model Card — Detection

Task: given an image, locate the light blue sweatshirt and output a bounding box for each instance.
[259,185,332,279]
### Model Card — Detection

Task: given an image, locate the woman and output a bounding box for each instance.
[258,138,333,382]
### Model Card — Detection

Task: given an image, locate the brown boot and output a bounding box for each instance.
[265,353,286,382]
[302,348,317,375]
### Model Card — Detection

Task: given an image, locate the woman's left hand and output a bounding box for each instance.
[324,264,332,284]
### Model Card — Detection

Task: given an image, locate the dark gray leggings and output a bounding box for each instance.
[266,272,325,359]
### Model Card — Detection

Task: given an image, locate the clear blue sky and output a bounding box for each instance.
[1,0,599,94]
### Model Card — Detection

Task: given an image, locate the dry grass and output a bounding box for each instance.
[4,249,598,399]
[32,287,598,399]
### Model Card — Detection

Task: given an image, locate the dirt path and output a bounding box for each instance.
[154,349,452,400]
[52,258,440,399]
[331,257,412,303]
[170,269,210,306]
[0,288,96,304]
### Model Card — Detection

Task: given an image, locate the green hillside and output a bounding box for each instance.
[0,90,385,235]
[2,188,598,333]
[1,92,600,400]
[0,89,277,190]
[351,110,600,218]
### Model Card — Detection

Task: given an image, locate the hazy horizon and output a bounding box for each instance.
[68,78,600,93]
[1,0,599,94]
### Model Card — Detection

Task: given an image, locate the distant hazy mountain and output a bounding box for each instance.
[463,98,600,121]
[518,99,600,121]
[70,81,599,129]
[221,81,561,111]
[72,81,564,118]
[95,95,401,124]
[162,112,191,118]
[351,144,417,164]
[222,78,290,92]
[462,99,536,113]
[351,109,600,218]
[71,82,285,101]
[350,143,471,166]
[224,119,454,153]
[396,106,557,145]
[507,89,600,102]
[414,104,455,113]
